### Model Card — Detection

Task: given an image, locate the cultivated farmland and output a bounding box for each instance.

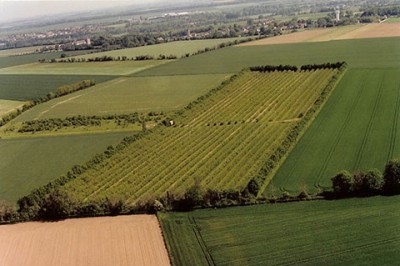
[138,37,400,76]
[0,215,170,266]
[239,23,400,45]
[59,68,340,204]
[0,132,133,203]
[13,74,231,121]
[0,74,115,101]
[0,60,168,76]
[269,68,400,194]
[75,38,248,60]
[0,99,25,116]
[159,195,400,266]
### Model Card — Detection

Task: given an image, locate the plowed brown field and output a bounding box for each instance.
[240,23,400,46]
[0,215,170,266]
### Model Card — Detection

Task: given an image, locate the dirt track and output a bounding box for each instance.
[0,215,170,266]
[240,23,400,46]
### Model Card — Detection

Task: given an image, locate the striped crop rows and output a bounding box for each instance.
[63,69,339,204]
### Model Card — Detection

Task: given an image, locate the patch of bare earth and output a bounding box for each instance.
[240,23,400,46]
[0,215,170,266]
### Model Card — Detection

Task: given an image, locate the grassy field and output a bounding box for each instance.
[75,38,248,60]
[159,196,400,266]
[0,46,41,57]
[136,37,400,76]
[58,69,339,205]
[0,74,116,101]
[13,74,231,121]
[0,50,88,69]
[0,99,25,116]
[0,131,134,204]
[385,17,400,23]
[268,68,400,194]
[0,60,168,76]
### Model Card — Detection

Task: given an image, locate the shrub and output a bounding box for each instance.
[331,170,353,196]
[383,159,400,195]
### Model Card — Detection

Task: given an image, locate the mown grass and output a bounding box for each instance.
[136,37,400,76]
[75,38,247,60]
[0,75,116,101]
[0,60,168,76]
[13,74,231,121]
[159,196,400,266]
[0,132,134,204]
[268,68,400,195]
[0,99,25,116]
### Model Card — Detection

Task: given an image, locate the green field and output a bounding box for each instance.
[269,68,400,194]
[0,50,88,69]
[0,74,116,101]
[159,196,400,266]
[75,38,248,60]
[0,99,25,116]
[0,46,41,57]
[0,60,168,76]
[385,17,400,23]
[135,37,400,76]
[0,132,134,204]
[58,69,338,204]
[13,74,231,121]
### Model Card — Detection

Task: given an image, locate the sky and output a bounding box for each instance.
[0,0,171,23]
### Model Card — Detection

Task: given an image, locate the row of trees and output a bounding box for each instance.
[331,159,400,198]
[250,65,298,72]
[300,62,346,71]
[18,113,152,133]
[249,62,346,73]
[57,54,178,63]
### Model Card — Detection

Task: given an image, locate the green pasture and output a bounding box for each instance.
[0,75,115,101]
[0,132,134,204]
[0,99,25,116]
[75,38,247,60]
[0,50,88,69]
[269,68,400,194]
[384,17,400,23]
[160,196,400,266]
[0,60,168,76]
[136,37,400,76]
[0,46,41,57]
[13,74,231,121]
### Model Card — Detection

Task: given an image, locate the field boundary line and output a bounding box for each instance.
[189,216,216,266]
[353,74,385,170]
[387,80,400,160]
[314,70,364,188]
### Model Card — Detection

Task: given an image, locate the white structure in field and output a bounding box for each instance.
[335,9,340,21]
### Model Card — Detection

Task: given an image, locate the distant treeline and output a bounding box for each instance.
[17,112,165,133]
[250,62,346,73]
[57,54,178,63]
[0,80,96,127]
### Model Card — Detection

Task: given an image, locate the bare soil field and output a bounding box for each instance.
[0,215,170,266]
[240,23,400,46]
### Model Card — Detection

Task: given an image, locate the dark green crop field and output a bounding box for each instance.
[269,68,400,194]
[0,75,116,101]
[159,196,400,266]
[137,37,400,76]
[0,132,133,204]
